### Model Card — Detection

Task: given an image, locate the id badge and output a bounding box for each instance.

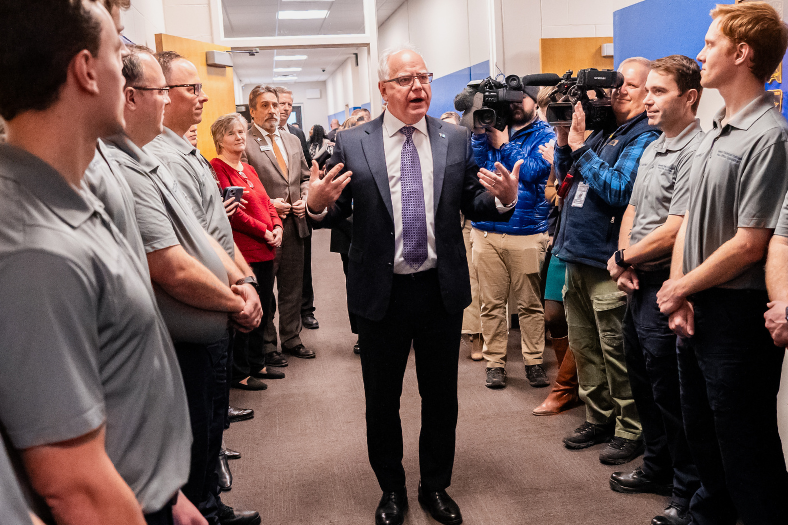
[571,182,589,208]
[260,144,273,152]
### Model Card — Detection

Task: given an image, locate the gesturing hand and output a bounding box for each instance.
[306,160,352,214]
[539,142,555,165]
[568,102,586,152]
[478,160,520,207]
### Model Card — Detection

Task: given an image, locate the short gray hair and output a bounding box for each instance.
[210,112,248,154]
[619,56,652,72]
[274,86,293,97]
[378,44,422,81]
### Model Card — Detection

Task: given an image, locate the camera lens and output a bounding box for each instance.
[505,75,522,90]
[474,108,496,128]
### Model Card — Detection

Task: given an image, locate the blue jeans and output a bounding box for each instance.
[623,269,699,507]
[679,288,787,525]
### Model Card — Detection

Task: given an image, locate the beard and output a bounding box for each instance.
[510,104,535,127]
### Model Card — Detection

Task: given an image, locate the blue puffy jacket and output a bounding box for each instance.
[471,119,555,235]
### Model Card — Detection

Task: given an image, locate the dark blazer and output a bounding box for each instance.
[314,114,512,321]
[245,125,311,238]
[288,124,312,166]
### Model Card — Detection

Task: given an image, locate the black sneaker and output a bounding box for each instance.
[563,421,614,449]
[599,436,645,465]
[525,364,550,387]
[265,350,288,368]
[485,367,506,389]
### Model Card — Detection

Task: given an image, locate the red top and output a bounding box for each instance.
[211,157,282,263]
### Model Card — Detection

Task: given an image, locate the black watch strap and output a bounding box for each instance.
[615,249,629,268]
[236,276,259,292]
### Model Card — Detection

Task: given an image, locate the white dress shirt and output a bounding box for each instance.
[254,123,289,169]
[308,110,515,275]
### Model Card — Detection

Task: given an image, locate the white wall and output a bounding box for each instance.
[325,54,372,119]
[123,0,167,48]
[163,0,213,44]
[242,81,329,135]
[541,0,643,39]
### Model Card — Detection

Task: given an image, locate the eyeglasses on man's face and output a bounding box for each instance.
[383,73,434,88]
[168,83,203,95]
[131,86,170,95]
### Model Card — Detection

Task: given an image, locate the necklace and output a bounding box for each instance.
[220,155,253,188]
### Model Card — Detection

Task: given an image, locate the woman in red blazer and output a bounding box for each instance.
[211,113,283,390]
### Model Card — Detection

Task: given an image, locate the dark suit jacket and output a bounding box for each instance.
[245,125,311,238]
[287,124,312,166]
[314,114,512,321]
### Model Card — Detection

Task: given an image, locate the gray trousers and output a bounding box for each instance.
[264,215,305,352]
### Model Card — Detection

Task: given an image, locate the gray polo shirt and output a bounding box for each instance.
[0,144,191,514]
[629,119,703,270]
[774,191,788,238]
[0,440,32,525]
[147,127,235,258]
[683,92,788,290]
[104,135,231,344]
[83,139,149,271]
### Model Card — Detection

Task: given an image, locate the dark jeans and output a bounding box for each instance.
[232,260,275,382]
[144,506,173,525]
[679,288,788,525]
[358,270,462,493]
[174,331,230,525]
[301,234,315,316]
[623,270,699,507]
[341,253,358,334]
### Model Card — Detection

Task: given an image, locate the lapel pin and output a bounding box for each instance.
[439,133,446,139]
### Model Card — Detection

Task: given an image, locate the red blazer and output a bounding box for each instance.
[211,157,282,263]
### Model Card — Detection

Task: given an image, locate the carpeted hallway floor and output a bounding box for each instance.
[224,229,666,525]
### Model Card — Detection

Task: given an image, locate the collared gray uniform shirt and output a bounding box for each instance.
[629,119,703,270]
[683,93,788,290]
[0,440,32,525]
[105,135,230,344]
[147,127,235,258]
[0,144,191,514]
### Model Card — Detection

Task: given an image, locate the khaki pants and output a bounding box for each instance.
[472,228,548,367]
[564,261,641,440]
[461,217,481,334]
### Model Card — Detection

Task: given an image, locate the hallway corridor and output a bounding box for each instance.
[223,229,663,525]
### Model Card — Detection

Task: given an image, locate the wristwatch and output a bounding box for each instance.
[236,275,259,293]
[784,305,788,323]
[614,249,629,268]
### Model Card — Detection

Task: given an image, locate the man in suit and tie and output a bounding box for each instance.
[307,46,519,525]
[245,85,315,363]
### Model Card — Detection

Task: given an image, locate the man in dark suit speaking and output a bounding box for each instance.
[307,46,520,525]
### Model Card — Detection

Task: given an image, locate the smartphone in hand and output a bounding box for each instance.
[223,186,244,203]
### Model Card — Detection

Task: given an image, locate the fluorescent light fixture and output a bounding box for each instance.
[282,0,333,2]
[274,55,308,61]
[274,76,298,81]
[274,67,302,72]
[277,10,329,19]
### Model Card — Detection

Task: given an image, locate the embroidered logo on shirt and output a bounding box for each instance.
[716,150,742,164]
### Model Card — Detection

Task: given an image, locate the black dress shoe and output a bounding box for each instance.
[652,503,690,525]
[265,350,288,368]
[302,314,320,329]
[223,447,241,460]
[252,367,285,379]
[228,406,254,423]
[217,451,232,491]
[231,377,267,391]
[610,467,672,496]
[284,343,315,359]
[218,505,260,525]
[375,490,408,525]
[417,483,462,525]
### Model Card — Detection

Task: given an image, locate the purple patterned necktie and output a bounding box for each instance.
[399,126,428,270]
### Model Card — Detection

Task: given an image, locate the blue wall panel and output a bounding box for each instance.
[427,60,490,119]
[328,110,345,128]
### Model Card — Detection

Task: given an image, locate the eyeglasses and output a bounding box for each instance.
[168,83,203,95]
[383,73,433,87]
[131,86,170,95]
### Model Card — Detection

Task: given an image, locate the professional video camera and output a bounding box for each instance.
[458,74,525,131]
[522,68,623,131]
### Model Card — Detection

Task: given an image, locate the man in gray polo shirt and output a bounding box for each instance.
[656,4,788,524]
[606,55,702,525]
[0,2,192,524]
[0,440,43,525]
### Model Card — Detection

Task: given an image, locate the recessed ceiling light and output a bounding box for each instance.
[274,55,308,61]
[274,67,302,72]
[277,10,329,20]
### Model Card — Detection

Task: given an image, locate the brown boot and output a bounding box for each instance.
[470,333,483,361]
[552,336,569,367]
[532,346,582,416]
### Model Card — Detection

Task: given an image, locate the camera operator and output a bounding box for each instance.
[471,86,555,389]
[552,57,659,465]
